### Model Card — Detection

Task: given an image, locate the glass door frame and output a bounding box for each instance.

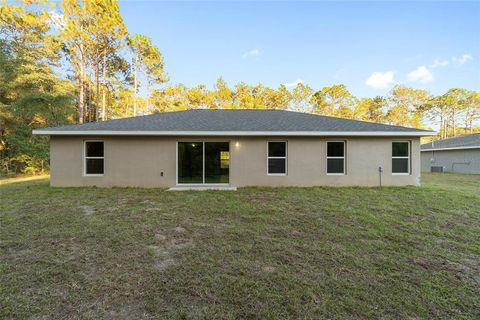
[175,140,231,186]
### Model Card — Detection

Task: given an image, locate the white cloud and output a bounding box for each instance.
[429,59,449,68]
[365,71,395,89]
[407,66,433,83]
[242,48,260,59]
[452,53,473,65]
[284,78,303,88]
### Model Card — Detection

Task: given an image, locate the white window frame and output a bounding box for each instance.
[83,140,104,176]
[326,141,346,175]
[267,141,287,176]
[392,141,410,175]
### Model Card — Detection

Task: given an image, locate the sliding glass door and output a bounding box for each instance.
[178,142,203,184]
[177,142,229,184]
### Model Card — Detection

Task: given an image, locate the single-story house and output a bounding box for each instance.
[33,109,435,188]
[421,133,480,174]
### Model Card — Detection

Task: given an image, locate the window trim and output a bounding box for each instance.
[392,140,410,175]
[326,141,346,175]
[83,140,104,177]
[267,141,288,176]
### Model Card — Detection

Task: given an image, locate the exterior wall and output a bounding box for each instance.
[50,136,421,187]
[421,149,480,174]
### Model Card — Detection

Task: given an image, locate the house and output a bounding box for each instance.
[33,109,435,188]
[421,133,480,174]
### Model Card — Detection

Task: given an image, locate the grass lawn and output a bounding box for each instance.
[1,173,479,319]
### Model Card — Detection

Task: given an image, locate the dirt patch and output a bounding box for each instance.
[107,303,150,320]
[263,266,276,273]
[148,227,194,272]
[174,226,186,233]
[155,233,167,241]
[168,238,194,250]
[410,257,475,277]
[79,205,95,215]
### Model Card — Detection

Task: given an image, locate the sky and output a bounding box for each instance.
[119,1,480,98]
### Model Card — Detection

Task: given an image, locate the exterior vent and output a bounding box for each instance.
[430,166,444,173]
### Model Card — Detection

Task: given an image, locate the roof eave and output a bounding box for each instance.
[421,146,480,152]
[32,130,436,137]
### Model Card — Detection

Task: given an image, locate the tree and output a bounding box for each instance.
[61,0,90,123]
[89,0,127,121]
[386,85,430,128]
[262,85,291,110]
[0,2,75,174]
[61,0,128,123]
[128,34,168,116]
[290,83,314,112]
[150,85,188,112]
[463,91,480,134]
[442,88,468,137]
[422,95,449,139]
[311,84,357,118]
[186,84,212,109]
[354,97,386,122]
[211,77,233,109]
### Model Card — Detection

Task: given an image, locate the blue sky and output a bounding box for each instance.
[120,1,480,97]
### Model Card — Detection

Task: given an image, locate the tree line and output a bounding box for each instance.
[0,0,479,175]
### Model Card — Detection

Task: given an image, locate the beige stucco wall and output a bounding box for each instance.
[50,136,421,187]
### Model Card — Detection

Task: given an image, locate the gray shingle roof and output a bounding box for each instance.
[33,109,433,136]
[421,133,480,150]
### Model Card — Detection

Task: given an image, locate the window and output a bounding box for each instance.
[268,141,287,175]
[84,141,104,175]
[392,141,410,174]
[326,141,345,174]
[177,142,230,184]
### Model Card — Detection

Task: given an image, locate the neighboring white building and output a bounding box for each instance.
[421,133,480,174]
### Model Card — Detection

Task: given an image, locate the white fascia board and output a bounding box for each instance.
[32,130,435,137]
[421,146,480,152]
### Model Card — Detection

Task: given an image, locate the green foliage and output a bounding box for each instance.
[0,0,479,175]
[0,2,75,175]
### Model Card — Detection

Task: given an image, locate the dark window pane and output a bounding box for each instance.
[327,142,344,157]
[86,142,104,157]
[178,142,203,184]
[205,142,229,184]
[268,142,286,157]
[327,159,344,174]
[392,142,408,157]
[268,158,286,174]
[86,159,104,174]
[392,158,409,173]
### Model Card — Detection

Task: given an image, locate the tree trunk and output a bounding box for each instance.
[95,62,99,122]
[133,53,138,117]
[452,106,456,137]
[439,114,443,139]
[78,46,85,124]
[102,51,107,121]
[146,78,150,114]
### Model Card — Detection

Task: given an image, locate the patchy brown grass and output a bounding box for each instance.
[0,173,479,319]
